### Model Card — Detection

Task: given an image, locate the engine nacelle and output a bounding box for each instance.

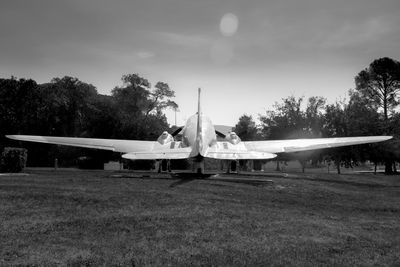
[157,131,174,145]
[225,131,241,145]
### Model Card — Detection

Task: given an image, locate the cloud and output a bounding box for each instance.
[152,32,212,48]
[136,51,155,59]
[321,16,397,49]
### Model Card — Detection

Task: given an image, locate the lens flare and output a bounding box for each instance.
[219,13,239,37]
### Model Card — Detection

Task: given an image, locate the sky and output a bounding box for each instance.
[1,0,399,126]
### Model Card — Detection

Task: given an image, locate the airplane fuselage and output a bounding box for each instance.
[181,113,217,158]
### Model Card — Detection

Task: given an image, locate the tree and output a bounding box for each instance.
[260,96,317,171]
[82,94,118,138]
[146,82,178,116]
[39,76,98,137]
[0,77,41,135]
[346,90,380,136]
[234,114,260,141]
[0,77,42,158]
[259,96,306,140]
[111,74,176,140]
[321,100,348,174]
[305,96,326,137]
[355,57,400,122]
[322,100,347,137]
[355,57,400,174]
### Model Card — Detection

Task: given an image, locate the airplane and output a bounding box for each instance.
[7,88,392,174]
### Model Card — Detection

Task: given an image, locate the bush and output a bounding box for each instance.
[77,156,104,169]
[1,147,28,173]
[125,159,155,170]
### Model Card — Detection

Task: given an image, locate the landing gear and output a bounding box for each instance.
[226,160,240,174]
[192,155,205,174]
[157,159,171,173]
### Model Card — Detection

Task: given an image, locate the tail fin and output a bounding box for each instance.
[195,88,203,156]
[197,87,201,115]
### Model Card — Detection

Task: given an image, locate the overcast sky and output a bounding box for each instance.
[1,0,399,126]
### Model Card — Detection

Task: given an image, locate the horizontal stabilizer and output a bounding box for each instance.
[205,149,276,160]
[122,147,192,160]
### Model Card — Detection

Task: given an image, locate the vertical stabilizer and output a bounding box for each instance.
[195,88,204,173]
[197,87,201,115]
[195,88,203,158]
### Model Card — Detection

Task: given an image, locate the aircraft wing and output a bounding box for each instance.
[243,136,392,154]
[207,136,391,160]
[6,135,181,155]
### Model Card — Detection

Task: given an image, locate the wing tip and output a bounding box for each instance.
[378,136,393,141]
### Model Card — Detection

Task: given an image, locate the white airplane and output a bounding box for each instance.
[7,88,392,173]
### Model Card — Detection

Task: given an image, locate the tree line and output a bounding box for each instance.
[0,74,177,167]
[234,57,400,174]
[1,57,399,174]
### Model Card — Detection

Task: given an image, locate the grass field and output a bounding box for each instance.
[1,169,400,266]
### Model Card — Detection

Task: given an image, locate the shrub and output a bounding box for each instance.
[77,156,104,169]
[1,147,28,173]
[125,159,155,170]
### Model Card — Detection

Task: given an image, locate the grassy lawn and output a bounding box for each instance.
[1,169,399,266]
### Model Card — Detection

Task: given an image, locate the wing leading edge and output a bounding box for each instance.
[207,136,391,160]
[243,136,392,154]
[5,135,187,159]
[6,135,392,161]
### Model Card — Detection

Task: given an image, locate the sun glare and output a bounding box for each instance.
[219,13,239,37]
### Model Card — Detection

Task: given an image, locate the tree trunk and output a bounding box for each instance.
[298,159,306,173]
[334,155,341,174]
[336,162,341,174]
[374,162,377,175]
[385,160,393,175]
[276,160,280,171]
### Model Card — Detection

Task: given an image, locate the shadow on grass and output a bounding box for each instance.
[278,174,400,188]
[108,170,399,188]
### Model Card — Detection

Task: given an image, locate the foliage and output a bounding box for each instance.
[355,57,400,121]
[111,74,173,140]
[1,57,400,173]
[0,74,177,167]
[259,96,306,139]
[38,76,98,136]
[233,115,260,141]
[77,156,106,170]
[355,57,400,173]
[1,147,27,173]
[0,78,40,140]
[305,96,326,137]
[125,160,155,170]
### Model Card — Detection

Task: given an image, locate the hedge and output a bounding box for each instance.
[1,147,28,173]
